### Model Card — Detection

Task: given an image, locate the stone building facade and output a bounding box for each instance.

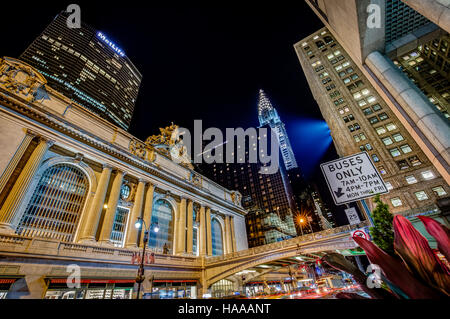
[304,0,450,186]
[0,57,248,299]
[295,28,449,217]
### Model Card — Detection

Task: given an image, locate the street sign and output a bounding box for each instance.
[345,207,361,225]
[350,228,369,242]
[320,152,388,205]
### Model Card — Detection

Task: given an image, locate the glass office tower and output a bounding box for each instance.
[20,12,142,130]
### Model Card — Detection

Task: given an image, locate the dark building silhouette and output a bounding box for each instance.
[20,11,142,130]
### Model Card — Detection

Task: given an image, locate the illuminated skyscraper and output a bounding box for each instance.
[294,27,449,219]
[258,89,298,171]
[20,11,142,130]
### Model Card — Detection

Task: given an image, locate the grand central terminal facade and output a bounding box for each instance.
[0,57,249,299]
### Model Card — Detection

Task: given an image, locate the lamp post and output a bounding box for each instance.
[134,217,159,299]
[299,217,305,236]
[306,217,313,233]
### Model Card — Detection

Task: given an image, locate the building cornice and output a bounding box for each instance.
[0,89,247,216]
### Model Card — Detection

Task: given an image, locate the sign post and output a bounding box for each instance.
[320,152,388,206]
[344,207,361,225]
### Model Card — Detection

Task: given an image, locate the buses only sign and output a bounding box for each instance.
[320,152,388,205]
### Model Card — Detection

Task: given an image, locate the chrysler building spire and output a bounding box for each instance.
[257,89,298,171]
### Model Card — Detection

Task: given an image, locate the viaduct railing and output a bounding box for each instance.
[205,221,370,264]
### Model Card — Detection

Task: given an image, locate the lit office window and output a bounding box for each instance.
[382,137,393,146]
[353,92,362,99]
[392,133,404,142]
[432,186,447,196]
[414,191,429,201]
[364,95,374,103]
[391,197,403,207]
[376,126,387,135]
[421,170,435,180]
[386,123,397,131]
[390,148,401,157]
[400,144,412,154]
[406,175,418,184]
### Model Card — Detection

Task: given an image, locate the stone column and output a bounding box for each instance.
[223,216,230,254]
[78,164,112,242]
[0,136,53,233]
[140,183,155,247]
[176,197,187,254]
[199,205,206,257]
[366,51,450,184]
[125,179,146,248]
[0,129,35,194]
[206,207,212,257]
[225,216,233,254]
[98,170,125,243]
[186,200,194,254]
[230,216,237,252]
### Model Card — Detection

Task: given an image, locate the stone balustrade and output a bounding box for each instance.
[205,221,370,264]
[0,234,201,267]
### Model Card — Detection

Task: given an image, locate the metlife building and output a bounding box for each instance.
[20,11,142,130]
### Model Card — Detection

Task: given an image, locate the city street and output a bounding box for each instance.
[249,285,368,299]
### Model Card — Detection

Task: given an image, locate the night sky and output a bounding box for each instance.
[2,1,354,224]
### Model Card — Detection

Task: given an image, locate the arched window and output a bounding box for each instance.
[149,199,174,252]
[192,207,199,256]
[211,279,233,298]
[16,164,89,242]
[211,218,223,256]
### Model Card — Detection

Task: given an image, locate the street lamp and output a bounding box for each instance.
[298,217,305,236]
[134,217,159,299]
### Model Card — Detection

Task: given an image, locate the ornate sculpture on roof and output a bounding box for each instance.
[231,191,243,207]
[145,123,193,169]
[0,57,48,102]
[129,139,156,163]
